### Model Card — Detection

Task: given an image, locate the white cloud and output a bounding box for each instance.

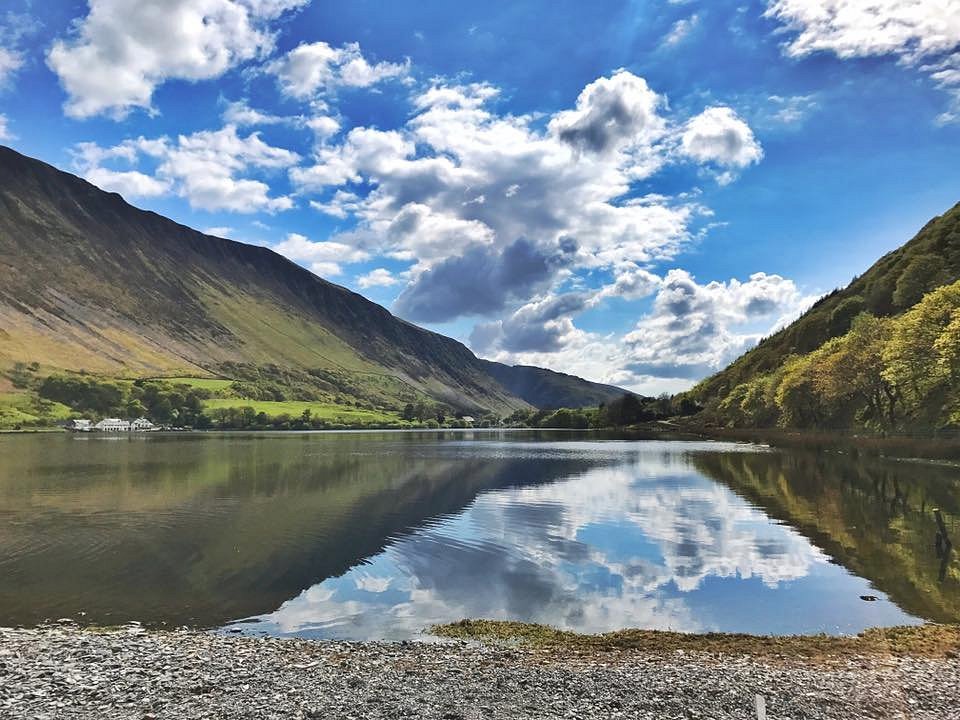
[266,41,409,99]
[72,141,173,197]
[766,0,960,121]
[356,267,399,289]
[85,166,173,198]
[305,114,341,140]
[289,72,750,327]
[222,99,292,126]
[599,263,662,300]
[0,47,21,88]
[766,94,819,125]
[0,113,11,141]
[275,69,780,389]
[680,106,763,172]
[471,292,596,354]
[47,0,308,118]
[548,70,666,156]
[203,226,234,236]
[475,269,815,394]
[663,14,700,46]
[73,125,299,212]
[621,269,814,385]
[272,232,369,277]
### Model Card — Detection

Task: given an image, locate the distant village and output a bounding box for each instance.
[66,417,159,432]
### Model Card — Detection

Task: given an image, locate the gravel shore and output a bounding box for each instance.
[2,625,959,719]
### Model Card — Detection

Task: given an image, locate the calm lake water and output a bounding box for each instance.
[1,431,958,639]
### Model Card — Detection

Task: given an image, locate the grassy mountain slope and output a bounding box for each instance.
[690,201,960,420]
[0,145,622,415]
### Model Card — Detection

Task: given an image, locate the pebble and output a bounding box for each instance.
[1,626,958,719]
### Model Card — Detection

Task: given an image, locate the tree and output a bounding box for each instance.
[892,254,947,309]
[775,355,823,428]
[883,282,960,422]
[827,296,865,337]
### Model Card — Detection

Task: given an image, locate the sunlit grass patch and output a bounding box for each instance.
[201,398,404,424]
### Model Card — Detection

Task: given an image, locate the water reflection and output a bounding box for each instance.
[240,442,923,638]
[0,432,955,638]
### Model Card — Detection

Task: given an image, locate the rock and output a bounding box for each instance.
[0,626,957,719]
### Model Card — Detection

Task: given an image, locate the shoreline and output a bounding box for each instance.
[3,624,959,719]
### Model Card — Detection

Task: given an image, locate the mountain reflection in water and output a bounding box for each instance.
[0,431,956,639]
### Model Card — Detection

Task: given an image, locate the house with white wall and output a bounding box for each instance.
[94,418,131,432]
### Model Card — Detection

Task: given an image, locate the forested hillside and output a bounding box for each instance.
[690,202,960,432]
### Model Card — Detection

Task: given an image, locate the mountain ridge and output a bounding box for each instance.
[0,145,627,415]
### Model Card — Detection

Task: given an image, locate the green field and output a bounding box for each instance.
[0,391,73,429]
[201,398,405,424]
[145,377,237,393]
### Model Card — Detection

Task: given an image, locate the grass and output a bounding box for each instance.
[432,620,960,660]
[145,376,236,393]
[0,391,73,429]
[201,398,404,424]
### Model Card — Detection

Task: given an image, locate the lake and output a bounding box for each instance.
[1,431,957,639]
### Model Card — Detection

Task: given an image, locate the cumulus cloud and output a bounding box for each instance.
[289,72,753,330]
[272,232,369,277]
[394,238,574,323]
[680,106,763,177]
[599,263,662,300]
[471,291,595,354]
[356,268,399,289]
[622,269,812,382]
[548,70,666,155]
[474,269,815,395]
[72,141,173,197]
[766,0,960,122]
[73,125,299,212]
[47,0,309,119]
[266,41,409,99]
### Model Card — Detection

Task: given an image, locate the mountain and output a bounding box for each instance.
[0,145,624,415]
[689,201,960,429]
[479,360,626,409]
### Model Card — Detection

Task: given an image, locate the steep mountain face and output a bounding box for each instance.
[690,201,960,425]
[0,146,622,413]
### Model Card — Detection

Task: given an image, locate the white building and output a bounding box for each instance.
[67,419,92,432]
[94,418,130,432]
[461,416,475,425]
[131,417,156,431]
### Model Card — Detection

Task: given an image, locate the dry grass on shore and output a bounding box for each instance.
[433,620,960,660]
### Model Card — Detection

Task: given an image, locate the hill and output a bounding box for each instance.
[479,360,626,410]
[0,145,624,422]
[688,201,960,431]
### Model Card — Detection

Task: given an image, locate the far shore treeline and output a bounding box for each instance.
[1,364,682,432]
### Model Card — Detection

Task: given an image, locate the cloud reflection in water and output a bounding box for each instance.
[243,444,917,639]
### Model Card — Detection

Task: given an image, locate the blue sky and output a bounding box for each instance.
[1,0,958,393]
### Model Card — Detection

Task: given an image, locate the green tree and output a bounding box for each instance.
[892,254,948,309]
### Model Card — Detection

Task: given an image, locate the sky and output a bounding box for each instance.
[1,0,959,395]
